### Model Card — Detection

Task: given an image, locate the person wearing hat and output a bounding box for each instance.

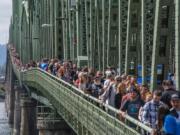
[120,87,144,120]
[163,94,180,135]
[170,94,180,120]
[91,76,103,98]
[103,71,114,92]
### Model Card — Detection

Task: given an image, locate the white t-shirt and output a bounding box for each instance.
[103,79,110,90]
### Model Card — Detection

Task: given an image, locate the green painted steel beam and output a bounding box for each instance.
[107,0,112,67]
[10,0,178,93]
[150,0,161,91]
[118,0,122,74]
[175,0,180,90]
[102,0,105,73]
[76,0,80,67]
[85,0,89,67]
[89,0,93,67]
[141,0,146,85]
[125,0,132,75]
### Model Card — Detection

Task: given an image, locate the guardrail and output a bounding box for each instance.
[21,68,153,135]
[9,52,153,135]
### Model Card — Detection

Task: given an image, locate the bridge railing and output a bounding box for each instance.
[9,50,153,135]
[20,68,153,135]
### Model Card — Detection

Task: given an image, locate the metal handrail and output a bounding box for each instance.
[22,68,153,134]
[9,50,153,134]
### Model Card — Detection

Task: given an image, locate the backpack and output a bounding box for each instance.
[115,93,122,109]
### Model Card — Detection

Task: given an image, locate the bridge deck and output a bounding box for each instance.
[10,53,152,135]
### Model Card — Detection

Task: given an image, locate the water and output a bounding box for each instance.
[0,100,11,135]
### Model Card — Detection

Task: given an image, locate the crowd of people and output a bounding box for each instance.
[10,46,180,135]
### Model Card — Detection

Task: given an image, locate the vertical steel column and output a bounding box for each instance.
[48,0,52,58]
[39,0,43,59]
[29,1,33,61]
[41,0,45,58]
[72,10,76,62]
[68,0,73,60]
[175,0,180,90]
[45,0,49,58]
[118,0,122,74]
[50,0,53,58]
[43,0,47,58]
[150,0,161,91]
[89,0,93,67]
[54,0,58,58]
[92,1,96,68]
[143,0,155,85]
[19,0,23,62]
[85,0,89,67]
[35,0,41,61]
[16,0,19,52]
[96,0,101,70]
[102,0,105,73]
[62,0,67,60]
[24,12,28,63]
[76,0,80,67]
[52,0,55,58]
[107,0,112,67]
[125,0,132,74]
[66,0,70,59]
[33,0,36,60]
[141,0,146,85]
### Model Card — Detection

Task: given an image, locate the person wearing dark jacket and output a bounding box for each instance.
[161,80,178,108]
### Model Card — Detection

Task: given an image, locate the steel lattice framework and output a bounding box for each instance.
[9,0,180,92]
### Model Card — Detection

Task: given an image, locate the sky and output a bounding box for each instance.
[0,0,12,45]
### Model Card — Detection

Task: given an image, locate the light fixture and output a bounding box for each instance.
[41,24,53,27]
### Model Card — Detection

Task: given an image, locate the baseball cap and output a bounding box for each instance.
[171,94,180,100]
[105,71,112,77]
